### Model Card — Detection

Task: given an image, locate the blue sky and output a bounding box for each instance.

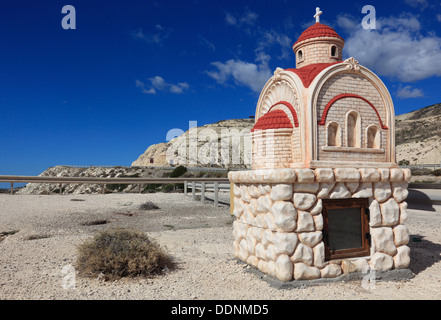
[1,0,440,178]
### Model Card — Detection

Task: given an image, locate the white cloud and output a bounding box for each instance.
[404,0,429,9]
[130,26,170,45]
[206,53,272,93]
[225,10,258,27]
[397,85,424,99]
[337,13,441,82]
[136,77,189,95]
[437,14,441,22]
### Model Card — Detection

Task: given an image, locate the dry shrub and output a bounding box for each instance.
[139,201,159,210]
[76,228,173,280]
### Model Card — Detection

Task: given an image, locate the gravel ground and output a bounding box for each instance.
[0,192,440,300]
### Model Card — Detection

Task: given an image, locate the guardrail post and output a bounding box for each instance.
[201,182,205,204]
[214,181,219,207]
[184,181,187,195]
[102,184,106,194]
[10,182,13,195]
[192,181,195,199]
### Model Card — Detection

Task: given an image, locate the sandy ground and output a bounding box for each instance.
[0,192,440,300]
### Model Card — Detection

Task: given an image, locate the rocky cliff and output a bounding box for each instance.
[395,103,441,165]
[131,119,255,169]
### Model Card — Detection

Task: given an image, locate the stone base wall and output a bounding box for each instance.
[228,167,411,282]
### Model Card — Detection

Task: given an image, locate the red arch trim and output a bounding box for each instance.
[318,94,388,129]
[268,101,299,127]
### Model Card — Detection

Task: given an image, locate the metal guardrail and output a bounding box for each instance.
[400,164,441,170]
[0,175,231,208]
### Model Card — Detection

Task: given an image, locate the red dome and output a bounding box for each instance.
[251,110,293,132]
[294,23,344,47]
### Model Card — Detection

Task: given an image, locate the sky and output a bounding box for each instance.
[1,0,441,179]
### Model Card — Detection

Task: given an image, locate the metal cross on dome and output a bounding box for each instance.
[314,7,323,23]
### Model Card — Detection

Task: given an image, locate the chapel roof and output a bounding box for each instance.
[251,110,293,132]
[285,61,342,88]
[293,22,344,47]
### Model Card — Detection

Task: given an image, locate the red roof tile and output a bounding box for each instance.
[285,62,342,88]
[252,110,293,132]
[294,23,344,47]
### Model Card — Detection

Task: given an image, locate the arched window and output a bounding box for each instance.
[298,50,303,61]
[346,111,361,148]
[366,125,380,149]
[331,45,337,57]
[327,122,341,147]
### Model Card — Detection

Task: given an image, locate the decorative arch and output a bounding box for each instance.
[255,69,303,121]
[366,124,381,149]
[268,101,299,128]
[345,110,361,148]
[318,94,388,129]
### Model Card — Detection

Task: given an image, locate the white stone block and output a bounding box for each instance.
[293,263,321,280]
[262,229,274,248]
[267,260,277,277]
[296,211,315,232]
[233,184,241,197]
[246,229,257,256]
[240,185,252,202]
[254,214,265,228]
[239,239,249,262]
[271,201,297,232]
[359,168,380,182]
[341,260,357,274]
[247,255,259,268]
[399,202,408,224]
[252,226,264,242]
[334,168,360,182]
[257,194,272,213]
[255,243,267,260]
[393,246,410,269]
[258,184,271,195]
[392,182,409,203]
[248,185,261,198]
[352,182,373,198]
[346,182,359,194]
[381,198,400,226]
[371,227,397,256]
[369,200,382,227]
[393,225,410,247]
[273,232,298,255]
[291,243,313,266]
[310,199,323,215]
[403,169,412,182]
[315,168,334,182]
[374,181,392,203]
[249,198,258,216]
[378,168,390,182]
[320,264,342,278]
[298,231,323,248]
[293,193,317,210]
[313,214,323,231]
[266,244,277,261]
[353,258,370,273]
[390,168,404,182]
[270,184,293,201]
[295,169,315,183]
[264,212,278,231]
[313,242,326,268]
[257,259,267,274]
[276,254,294,282]
[370,252,394,271]
[329,183,351,199]
[317,182,335,199]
